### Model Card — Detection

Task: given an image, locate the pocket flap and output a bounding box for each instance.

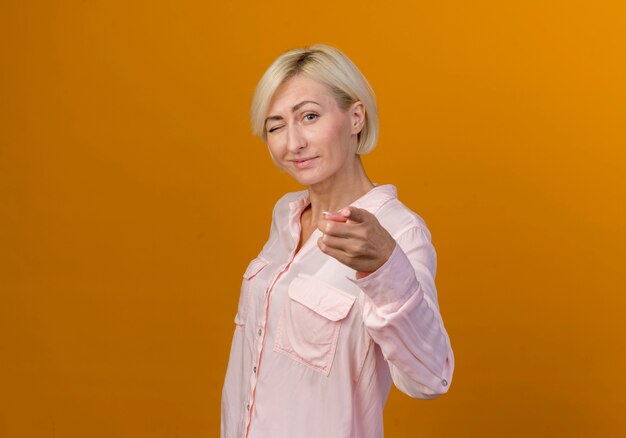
[288,274,356,321]
[243,257,269,279]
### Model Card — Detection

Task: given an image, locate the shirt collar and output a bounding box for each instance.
[288,184,398,215]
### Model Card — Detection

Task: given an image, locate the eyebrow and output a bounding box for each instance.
[264,100,320,126]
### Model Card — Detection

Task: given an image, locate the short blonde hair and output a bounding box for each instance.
[250,44,379,155]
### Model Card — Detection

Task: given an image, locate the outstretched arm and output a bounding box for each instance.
[317,207,454,398]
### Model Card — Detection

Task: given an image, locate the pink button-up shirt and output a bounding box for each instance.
[221,184,454,438]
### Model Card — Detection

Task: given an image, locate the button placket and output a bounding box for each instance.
[243,229,310,437]
[244,261,295,437]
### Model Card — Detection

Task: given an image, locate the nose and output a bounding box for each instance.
[286,124,307,153]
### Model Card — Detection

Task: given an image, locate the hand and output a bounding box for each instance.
[317,206,396,276]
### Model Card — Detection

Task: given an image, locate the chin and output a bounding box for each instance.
[288,171,326,187]
[291,176,318,186]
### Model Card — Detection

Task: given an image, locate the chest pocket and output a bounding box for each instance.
[234,257,269,326]
[273,274,356,375]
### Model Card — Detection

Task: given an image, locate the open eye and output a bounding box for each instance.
[304,113,318,122]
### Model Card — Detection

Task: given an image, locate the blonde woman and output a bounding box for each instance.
[221,44,454,438]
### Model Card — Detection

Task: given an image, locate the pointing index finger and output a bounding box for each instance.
[338,206,367,223]
[322,211,348,223]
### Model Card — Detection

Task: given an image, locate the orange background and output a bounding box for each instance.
[1,1,625,437]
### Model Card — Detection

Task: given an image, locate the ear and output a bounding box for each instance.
[349,101,366,135]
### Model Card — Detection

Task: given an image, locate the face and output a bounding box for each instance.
[264,75,365,187]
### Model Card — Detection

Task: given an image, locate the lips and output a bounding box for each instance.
[292,157,318,169]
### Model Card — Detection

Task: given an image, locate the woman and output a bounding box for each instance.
[221,44,454,438]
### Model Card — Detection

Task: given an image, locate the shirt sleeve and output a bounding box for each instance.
[349,225,455,399]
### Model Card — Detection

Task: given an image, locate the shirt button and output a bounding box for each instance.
[442,379,448,387]
[258,328,262,336]
[246,404,250,410]
[253,366,257,373]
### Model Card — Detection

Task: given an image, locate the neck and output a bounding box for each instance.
[306,155,374,220]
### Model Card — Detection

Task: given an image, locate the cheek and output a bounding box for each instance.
[266,137,283,157]
[322,121,353,157]
[311,119,346,147]
[265,142,283,166]
[330,115,353,141]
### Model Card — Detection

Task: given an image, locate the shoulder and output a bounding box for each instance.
[269,189,308,225]
[377,197,438,278]
[257,190,308,259]
[272,189,307,212]
[274,189,308,208]
[376,197,432,241]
